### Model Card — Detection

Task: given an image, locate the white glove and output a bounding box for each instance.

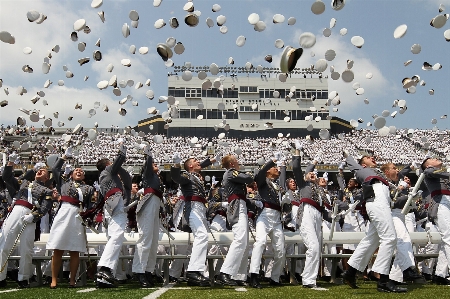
[276,161,283,167]
[412,161,421,169]
[173,152,181,164]
[8,153,18,163]
[139,143,146,150]
[137,188,144,196]
[211,176,217,186]
[254,201,263,209]
[313,152,322,163]
[21,213,35,224]
[221,202,229,208]
[119,143,127,155]
[273,151,282,161]
[93,181,100,192]
[425,151,433,159]
[281,194,291,205]
[343,150,349,158]
[33,162,46,171]
[294,140,302,150]
[128,229,135,238]
[64,146,73,158]
[117,138,124,144]
[143,145,152,156]
[338,162,346,170]
[322,172,328,181]
[399,181,408,188]
[64,164,72,175]
[214,152,222,163]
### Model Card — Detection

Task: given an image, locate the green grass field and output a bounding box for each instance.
[0,278,449,299]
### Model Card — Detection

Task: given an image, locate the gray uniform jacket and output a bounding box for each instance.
[336,172,363,212]
[53,157,94,210]
[170,158,212,231]
[139,152,164,210]
[3,165,53,222]
[422,166,450,224]
[222,168,254,227]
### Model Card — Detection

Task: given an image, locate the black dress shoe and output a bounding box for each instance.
[17,280,30,289]
[403,267,427,284]
[144,272,156,287]
[186,271,210,287]
[341,270,358,289]
[136,273,152,288]
[303,284,317,288]
[96,281,117,289]
[269,279,282,286]
[234,279,248,286]
[0,279,7,288]
[295,273,302,284]
[216,273,238,286]
[96,267,117,284]
[377,280,407,293]
[423,273,433,281]
[433,275,450,285]
[250,273,262,289]
[169,276,178,283]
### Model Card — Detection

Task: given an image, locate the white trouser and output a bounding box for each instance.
[433,195,450,278]
[98,197,127,275]
[205,214,228,277]
[405,212,416,233]
[322,219,338,277]
[249,208,284,282]
[389,209,415,282]
[300,204,322,285]
[187,201,208,272]
[221,200,249,277]
[0,206,36,282]
[132,197,161,273]
[348,183,397,275]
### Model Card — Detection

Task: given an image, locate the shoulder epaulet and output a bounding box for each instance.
[232,170,239,177]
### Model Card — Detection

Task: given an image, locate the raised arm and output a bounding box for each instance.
[423,167,450,180]
[52,157,66,194]
[399,165,412,180]
[170,166,190,185]
[345,155,364,173]
[106,144,127,176]
[254,159,276,187]
[229,171,254,185]
[2,164,20,195]
[200,158,212,169]
[292,155,305,188]
[279,163,287,190]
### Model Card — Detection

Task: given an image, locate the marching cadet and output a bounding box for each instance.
[341,153,407,293]
[95,139,132,288]
[170,153,217,286]
[46,147,95,289]
[249,152,288,289]
[421,157,450,285]
[0,154,57,288]
[132,144,165,287]
[380,163,425,284]
[216,155,258,286]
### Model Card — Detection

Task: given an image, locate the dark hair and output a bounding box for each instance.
[96,158,110,172]
[183,158,194,171]
[421,158,431,171]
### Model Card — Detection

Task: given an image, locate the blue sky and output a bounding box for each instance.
[0,0,449,131]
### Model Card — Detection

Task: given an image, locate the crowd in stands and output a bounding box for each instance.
[1,126,449,167]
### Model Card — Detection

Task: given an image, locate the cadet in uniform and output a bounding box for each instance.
[341,154,407,293]
[47,148,95,288]
[217,155,257,286]
[249,153,288,288]
[170,153,216,286]
[132,145,164,287]
[1,154,56,288]
[95,140,131,288]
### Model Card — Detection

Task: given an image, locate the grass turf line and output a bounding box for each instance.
[0,280,449,299]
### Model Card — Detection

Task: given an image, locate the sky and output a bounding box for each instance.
[0,0,449,132]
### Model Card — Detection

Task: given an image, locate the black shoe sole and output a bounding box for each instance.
[187,280,210,287]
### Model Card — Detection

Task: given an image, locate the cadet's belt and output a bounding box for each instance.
[14,199,33,210]
[431,189,450,198]
[364,176,389,187]
[300,198,322,212]
[179,196,185,201]
[184,196,207,204]
[227,194,246,203]
[60,196,83,208]
[144,188,163,199]
[291,201,300,207]
[263,202,281,212]
[105,188,122,200]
